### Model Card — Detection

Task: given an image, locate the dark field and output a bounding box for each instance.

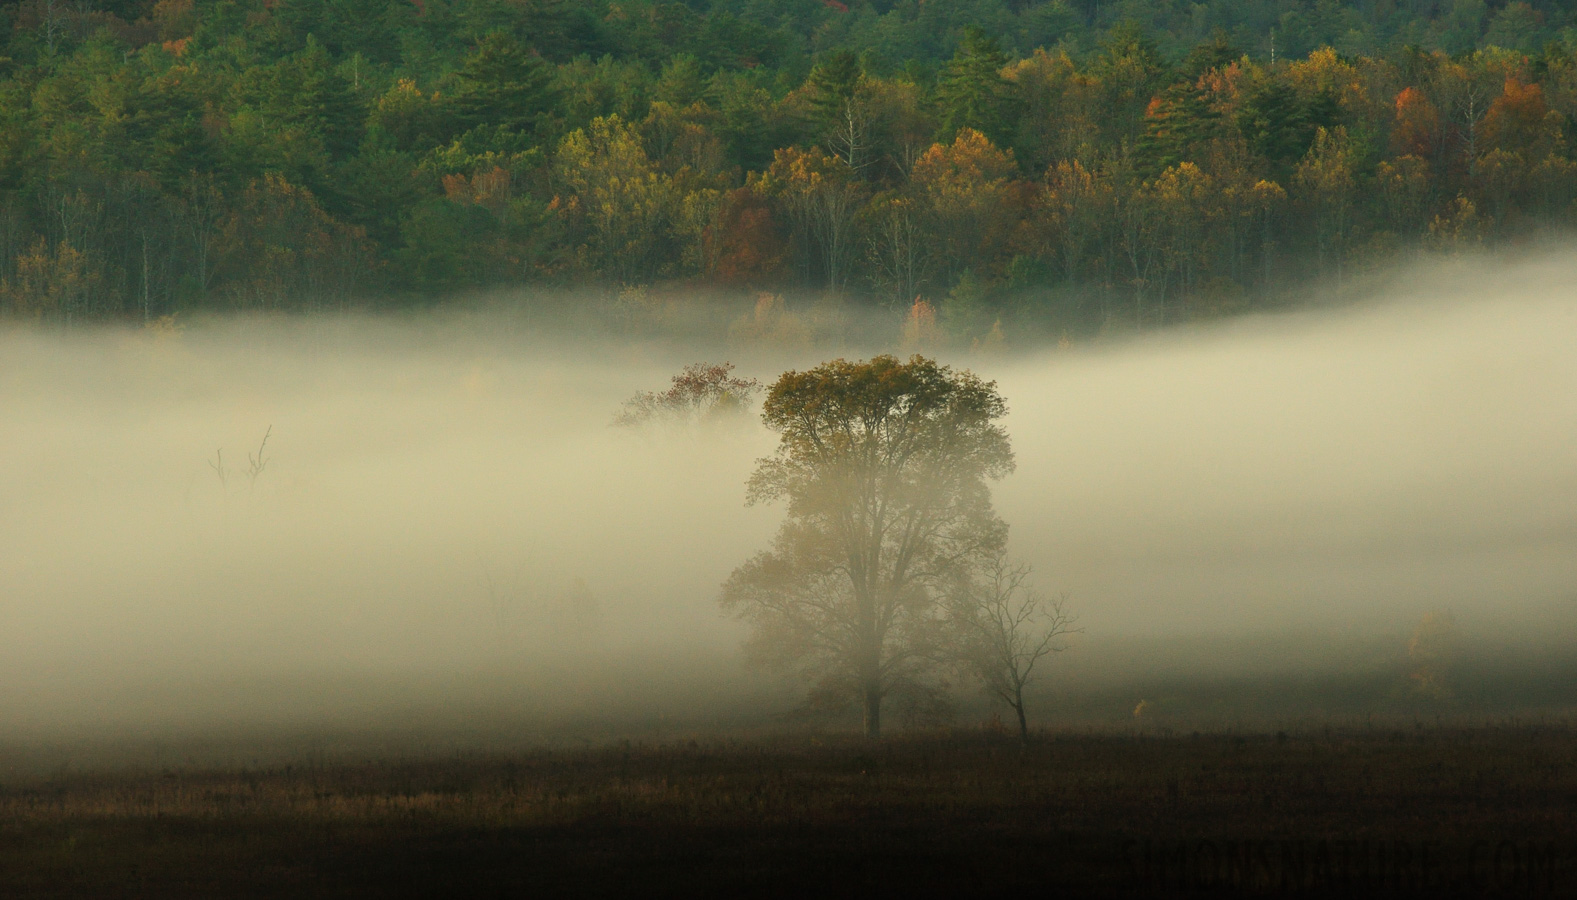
[0,726,1572,898]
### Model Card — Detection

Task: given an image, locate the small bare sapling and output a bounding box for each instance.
[947,554,1080,742]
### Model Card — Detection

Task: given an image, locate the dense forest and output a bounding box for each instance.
[2,0,1575,339]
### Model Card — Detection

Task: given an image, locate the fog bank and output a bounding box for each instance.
[2,252,1574,741]
[1000,254,1577,640]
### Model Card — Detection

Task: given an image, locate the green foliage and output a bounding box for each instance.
[936,27,1015,145]
[808,50,862,114]
[1178,30,1241,82]
[940,270,994,343]
[655,54,707,108]
[397,197,502,293]
[1137,81,1220,174]
[4,0,1577,321]
[448,31,560,140]
[125,70,221,188]
[1091,20,1169,141]
[1237,81,1341,174]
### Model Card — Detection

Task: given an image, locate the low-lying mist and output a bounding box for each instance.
[3,252,1575,756]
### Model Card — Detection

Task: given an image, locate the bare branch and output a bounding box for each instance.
[946,551,1081,742]
[246,425,271,490]
[208,448,227,490]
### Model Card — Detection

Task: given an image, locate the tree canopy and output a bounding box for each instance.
[2,2,1577,337]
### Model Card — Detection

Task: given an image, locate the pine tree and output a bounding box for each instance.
[937,27,1015,146]
[1237,81,1339,174]
[655,54,708,108]
[806,51,870,172]
[1137,81,1220,174]
[1091,20,1169,142]
[1179,30,1241,81]
[245,38,364,162]
[449,31,560,138]
[808,50,861,120]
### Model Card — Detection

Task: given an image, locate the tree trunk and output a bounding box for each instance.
[858,583,881,738]
[1014,688,1029,744]
[862,678,882,739]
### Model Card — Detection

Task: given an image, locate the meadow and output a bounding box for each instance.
[0,723,1571,897]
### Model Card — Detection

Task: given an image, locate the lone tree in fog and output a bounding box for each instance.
[722,355,1014,738]
[945,552,1078,743]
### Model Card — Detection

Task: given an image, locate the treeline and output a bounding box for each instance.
[1,1,1576,338]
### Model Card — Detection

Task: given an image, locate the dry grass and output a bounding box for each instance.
[0,725,1573,897]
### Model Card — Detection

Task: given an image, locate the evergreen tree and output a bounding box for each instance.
[806,50,871,171]
[127,76,220,189]
[449,31,560,138]
[1137,81,1220,174]
[1237,81,1340,174]
[808,50,862,118]
[655,54,708,108]
[1179,30,1241,80]
[1091,20,1169,142]
[262,38,365,161]
[937,27,1016,145]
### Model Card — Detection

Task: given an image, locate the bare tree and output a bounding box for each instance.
[947,553,1079,742]
[179,175,224,299]
[39,0,66,54]
[865,195,929,307]
[208,448,228,491]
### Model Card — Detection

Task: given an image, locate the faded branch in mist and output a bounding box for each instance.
[946,553,1079,743]
[613,362,761,427]
[207,426,272,494]
[721,355,1014,738]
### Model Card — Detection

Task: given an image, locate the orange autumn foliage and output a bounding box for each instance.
[1482,78,1549,155]
[1392,87,1441,159]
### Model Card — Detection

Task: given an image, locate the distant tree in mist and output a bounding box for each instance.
[945,552,1078,743]
[614,362,761,427]
[1407,610,1462,700]
[721,355,1013,738]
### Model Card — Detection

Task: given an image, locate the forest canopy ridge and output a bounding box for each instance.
[2,1,1575,342]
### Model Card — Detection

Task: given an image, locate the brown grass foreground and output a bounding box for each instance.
[0,726,1572,898]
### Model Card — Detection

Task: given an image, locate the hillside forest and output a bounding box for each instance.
[3,0,1576,341]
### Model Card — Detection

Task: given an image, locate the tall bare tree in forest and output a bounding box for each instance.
[721,356,1014,738]
[807,51,874,174]
[759,146,866,292]
[865,193,928,306]
[1294,126,1358,288]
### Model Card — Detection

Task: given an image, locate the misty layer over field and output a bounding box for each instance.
[2,253,1575,745]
